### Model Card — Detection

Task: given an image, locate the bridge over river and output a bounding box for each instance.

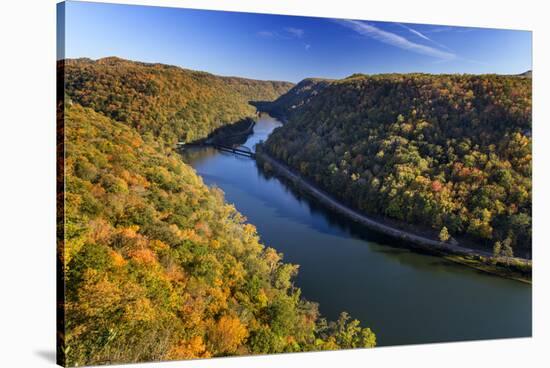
[180,113,532,347]
[177,141,255,158]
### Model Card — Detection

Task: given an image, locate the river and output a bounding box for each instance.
[181,113,532,347]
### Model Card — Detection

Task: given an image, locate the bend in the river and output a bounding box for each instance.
[181,113,532,347]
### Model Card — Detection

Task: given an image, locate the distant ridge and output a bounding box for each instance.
[61,57,294,144]
[251,78,332,121]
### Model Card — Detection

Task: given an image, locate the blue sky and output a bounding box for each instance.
[59,1,532,82]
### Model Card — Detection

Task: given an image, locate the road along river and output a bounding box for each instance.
[181,113,532,347]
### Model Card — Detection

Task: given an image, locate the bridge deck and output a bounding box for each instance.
[212,143,255,158]
[177,141,255,158]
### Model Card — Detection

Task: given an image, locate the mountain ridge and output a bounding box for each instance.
[61,57,294,144]
[260,73,532,256]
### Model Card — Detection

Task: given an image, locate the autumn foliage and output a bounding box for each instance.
[59,59,376,366]
[262,73,532,256]
[63,57,293,145]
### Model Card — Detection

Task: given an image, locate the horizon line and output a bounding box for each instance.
[59,55,532,83]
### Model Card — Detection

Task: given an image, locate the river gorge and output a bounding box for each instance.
[181,113,532,347]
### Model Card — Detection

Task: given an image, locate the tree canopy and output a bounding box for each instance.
[59,59,375,366]
[262,73,532,256]
[63,57,294,145]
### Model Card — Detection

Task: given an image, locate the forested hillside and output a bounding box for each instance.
[252,78,331,121]
[59,60,375,366]
[63,57,294,144]
[262,74,532,256]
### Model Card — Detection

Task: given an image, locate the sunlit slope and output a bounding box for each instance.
[63,57,294,144]
[62,103,375,366]
[263,73,532,255]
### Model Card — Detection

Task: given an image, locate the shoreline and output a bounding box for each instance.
[256,150,532,283]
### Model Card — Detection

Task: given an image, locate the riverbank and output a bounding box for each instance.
[256,150,531,283]
[207,117,255,145]
[178,117,256,150]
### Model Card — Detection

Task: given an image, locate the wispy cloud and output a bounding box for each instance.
[335,19,456,61]
[257,27,310,51]
[398,23,432,42]
[257,27,305,40]
[285,27,304,38]
[257,30,276,38]
[424,26,454,34]
[396,23,454,52]
[424,26,474,34]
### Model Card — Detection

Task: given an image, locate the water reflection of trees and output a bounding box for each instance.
[255,162,421,252]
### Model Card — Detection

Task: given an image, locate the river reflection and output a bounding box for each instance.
[181,113,532,347]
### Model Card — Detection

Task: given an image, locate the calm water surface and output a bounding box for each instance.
[182,114,532,347]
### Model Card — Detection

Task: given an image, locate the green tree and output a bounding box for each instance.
[261,73,531,255]
[439,226,450,242]
[493,241,502,257]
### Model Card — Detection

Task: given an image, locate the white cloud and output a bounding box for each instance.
[398,23,431,41]
[397,23,454,52]
[257,27,308,51]
[425,26,474,34]
[285,27,304,38]
[258,27,305,40]
[336,19,456,61]
[257,30,275,38]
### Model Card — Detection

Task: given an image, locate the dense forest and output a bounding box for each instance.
[261,73,532,257]
[59,59,375,366]
[63,57,294,145]
[252,78,332,122]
